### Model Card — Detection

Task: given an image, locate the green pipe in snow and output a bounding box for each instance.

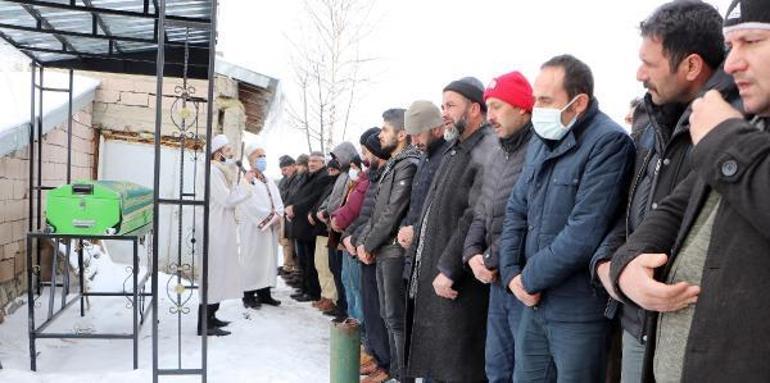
[330,319,361,383]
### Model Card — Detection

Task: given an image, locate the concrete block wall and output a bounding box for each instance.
[0,105,95,319]
[85,71,239,138]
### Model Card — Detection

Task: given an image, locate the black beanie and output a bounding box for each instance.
[444,76,487,112]
[724,0,770,32]
[360,127,380,145]
[363,128,390,160]
[278,155,295,168]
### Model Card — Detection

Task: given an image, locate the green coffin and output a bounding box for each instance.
[45,180,153,235]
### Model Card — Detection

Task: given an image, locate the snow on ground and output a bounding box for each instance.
[0,242,333,382]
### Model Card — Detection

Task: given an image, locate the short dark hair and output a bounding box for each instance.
[541,54,594,100]
[630,97,643,109]
[640,0,725,73]
[382,108,406,131]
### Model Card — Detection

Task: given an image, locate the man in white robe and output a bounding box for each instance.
[198,134,251,337]
[239,141,285,308]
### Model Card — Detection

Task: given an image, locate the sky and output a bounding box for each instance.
[217,0,733,177]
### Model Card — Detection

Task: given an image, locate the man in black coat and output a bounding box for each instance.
[285,152,333,302]
[396,101,447,252]
[356,108,419,381]
[590,2,740,381]
[277,155,299,276]
[342,128,393,381]
[405,77,497,382]
[610,1,770,381]
[462,70,534,382]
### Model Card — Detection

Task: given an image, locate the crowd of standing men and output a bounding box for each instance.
[204,0,770,381]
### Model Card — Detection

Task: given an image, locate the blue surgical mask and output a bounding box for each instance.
[254,158,267,172]
[531,97,579,141]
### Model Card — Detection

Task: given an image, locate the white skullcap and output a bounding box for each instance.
[210,134,229,154]
[244,137,266,156]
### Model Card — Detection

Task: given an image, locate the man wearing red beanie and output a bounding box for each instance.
[462,70,534,382]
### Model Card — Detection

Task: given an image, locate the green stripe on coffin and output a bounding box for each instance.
[46,180,153,235]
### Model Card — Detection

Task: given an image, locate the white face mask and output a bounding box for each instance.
[223,158,237,167]
[348,168,360,181]
[531,96,580,141]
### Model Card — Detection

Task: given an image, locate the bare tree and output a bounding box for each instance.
[285,0,377,154]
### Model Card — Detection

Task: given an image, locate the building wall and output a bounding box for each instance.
[0,105,95,319]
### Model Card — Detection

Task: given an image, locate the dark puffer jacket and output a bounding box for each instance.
[463,123,532,271]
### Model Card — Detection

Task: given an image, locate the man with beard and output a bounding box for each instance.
[356,108,419,381]
[463,70,535,381]
[343,128,393,382]
[397,100,447,253]
[405,77,498,382]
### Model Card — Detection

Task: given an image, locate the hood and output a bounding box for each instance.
[330,141,358,168]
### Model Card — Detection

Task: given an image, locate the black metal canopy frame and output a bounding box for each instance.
[1,0,219,382]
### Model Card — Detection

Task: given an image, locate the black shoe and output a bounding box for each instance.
[242,295,262,309]
[293,294,316,302]
[198,326,231,337]
[257,288,282,306]
[211,317,230,328]
[290,292,305,299]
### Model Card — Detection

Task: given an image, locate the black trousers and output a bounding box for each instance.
[296,239,321,300]
[328,248,347,313]
[361,262,391,369]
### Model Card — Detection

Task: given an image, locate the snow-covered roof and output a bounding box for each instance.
[0,70,99,158]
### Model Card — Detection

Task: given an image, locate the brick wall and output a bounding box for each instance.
[0,105,95,318]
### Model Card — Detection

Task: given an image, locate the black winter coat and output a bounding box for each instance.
[402,138,448,227]
[360,147,420,255]
[286,168,333,242]
[405,125,497,381]
[610,116,770,382]
[591,69,741,341]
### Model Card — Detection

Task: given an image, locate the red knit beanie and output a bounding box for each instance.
[483,71,535,113]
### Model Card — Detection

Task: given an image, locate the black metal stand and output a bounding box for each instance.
[25,228,154,371]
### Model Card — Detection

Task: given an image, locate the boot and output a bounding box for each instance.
[197,304,231,337]
[242,290,262,309]
[257,288,281,306]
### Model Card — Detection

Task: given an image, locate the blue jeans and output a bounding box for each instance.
[341,251,364,324]
[514,307,610,383]
[486,283,523,383]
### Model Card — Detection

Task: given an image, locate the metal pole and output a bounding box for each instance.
[152,1,166,381]
[48,238,58,319]
[67,69,73,184]
[28,64,35,233]
[27,236,36,371]
[133,238,139,370]
[78,240,85,317]
[36,67,43,296]
[202,1,218,381]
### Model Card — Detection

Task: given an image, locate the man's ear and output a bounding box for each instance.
[573,93,590,115]
[683,53,704,82]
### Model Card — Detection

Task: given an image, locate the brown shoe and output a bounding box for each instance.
[316,299,336,312]
[360,360,378,375]
[360,350,375,366]
[361,367,389,383]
